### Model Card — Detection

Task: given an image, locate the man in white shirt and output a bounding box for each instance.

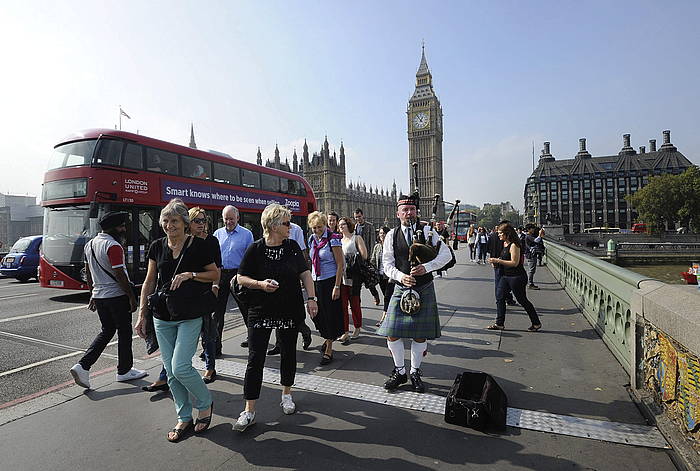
[70,211,147,389]
[377,194,451,393]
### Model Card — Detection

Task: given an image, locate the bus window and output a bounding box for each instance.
[49,140,97,169]
[123,144,144,169]
[280,178,289,194]
[287,179,306,196]
[180,155,211,180]
[94,140,123,166]
[261,173,280,192]
[241,169,260,189]
[146,148,178,175]
[213,162,240,186]
[240,212,262,239]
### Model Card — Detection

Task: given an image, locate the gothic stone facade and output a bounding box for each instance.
[260,138,397,227]
[524,131,693,233]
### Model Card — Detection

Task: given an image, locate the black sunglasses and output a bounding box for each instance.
[192,218,206,224]
[280,221,291,227]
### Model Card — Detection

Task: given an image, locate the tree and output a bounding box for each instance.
[627,174,680,231]
[477,205,502,229]
[676,166,700,231]
[503,210,523,227]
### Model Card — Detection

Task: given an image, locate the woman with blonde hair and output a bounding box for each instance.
[307,211,344,365]
[135,198,218,442]
[467,224,477,262]
[233,204,318,432]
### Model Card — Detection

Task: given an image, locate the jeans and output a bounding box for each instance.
[79,295,133,375]
[477,243,488,262]
[526,258,537,285]
[494,268,514,304]
[154,317,212,422]
[468,243,476,260]
[495,273,541,327]
[244,326,298,400]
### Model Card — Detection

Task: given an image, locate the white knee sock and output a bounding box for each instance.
[387,339,405,373]
[410,340,427,373]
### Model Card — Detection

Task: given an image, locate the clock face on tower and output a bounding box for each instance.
[412,111,429,130]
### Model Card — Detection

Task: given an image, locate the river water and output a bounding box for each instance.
[616,262,696,284]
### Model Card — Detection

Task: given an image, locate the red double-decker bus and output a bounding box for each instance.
[40,129,316,290]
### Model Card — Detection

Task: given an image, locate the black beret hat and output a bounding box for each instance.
[99,211,129,230]
[397,192,419,209]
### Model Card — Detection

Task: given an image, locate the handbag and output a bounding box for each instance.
[445,371,508,432]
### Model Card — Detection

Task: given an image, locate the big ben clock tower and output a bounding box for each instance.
[407,45,444,219]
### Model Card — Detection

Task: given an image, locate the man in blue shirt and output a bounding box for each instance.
[213,205,254,351]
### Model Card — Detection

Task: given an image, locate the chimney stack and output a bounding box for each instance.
[543,141,551,155]
[623,134,631,148]
[649,139,657,152]
[579,138,586,152]
[659,129,677,151]
[639,146,645,154]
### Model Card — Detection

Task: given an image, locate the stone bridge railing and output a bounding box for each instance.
[545,240,700,452]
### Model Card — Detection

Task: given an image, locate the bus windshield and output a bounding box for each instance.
[42,205,98,265]
[48,140,96,170]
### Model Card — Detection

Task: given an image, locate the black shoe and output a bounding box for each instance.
[302,335,312,350]
[240,341,249,348]
[409,369,425,393]
[506,299,517,306]
[142,382,169,392]
[199,352,206,360]
[202,371,217,384]
[528,284,540,290]
[383,367,408,391]
[267,346,281,356]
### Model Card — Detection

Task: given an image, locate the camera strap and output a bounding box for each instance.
[169,236,194,284]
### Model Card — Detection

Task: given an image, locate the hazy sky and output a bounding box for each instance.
[1,1,698,210]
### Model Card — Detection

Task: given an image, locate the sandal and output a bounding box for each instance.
[320,353,333,365]
[194,403,214,433]
[527,324,542,332]
[487,324,505,330]
[167,421,193,443]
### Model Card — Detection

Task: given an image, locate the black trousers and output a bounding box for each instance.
[214,269,248,354]
[494,268,514,304]
[378,276,393,312]
[495,273,540,327]
[273,321,311,348]
[244,326,298,400]
[79,295,133,375]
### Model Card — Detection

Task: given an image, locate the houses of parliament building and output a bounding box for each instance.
[259,46,446,226]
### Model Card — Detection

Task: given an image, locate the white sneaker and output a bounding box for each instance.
[70,363,91,389]
[234,410,256,432]
[280,394,296,415]
[116,368,148,382]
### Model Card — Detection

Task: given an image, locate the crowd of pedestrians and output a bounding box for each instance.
[68,197,544,441]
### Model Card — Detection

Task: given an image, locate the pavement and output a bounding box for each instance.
[0,248,677,470]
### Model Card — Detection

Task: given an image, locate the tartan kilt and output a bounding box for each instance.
[376,281,441,339]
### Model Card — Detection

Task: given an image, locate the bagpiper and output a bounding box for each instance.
[377,193,451,392]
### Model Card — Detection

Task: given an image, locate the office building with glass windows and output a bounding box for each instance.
[524,130,693,233]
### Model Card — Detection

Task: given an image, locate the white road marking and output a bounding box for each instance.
[0,293,39,301]
[0,334,141,377]
[0,305,87,323]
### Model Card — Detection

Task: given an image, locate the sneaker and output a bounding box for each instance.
[383,367,408,391]
[116,368,148,382]
[527,284,540,290]
[240,341,249,348]
[233,410,256,432]
[280,394,296,415]
[70,363,90,389]
[410,369,425,393]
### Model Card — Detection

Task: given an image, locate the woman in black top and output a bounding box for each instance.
[487,223,541,331]
[233,203,318,432]
[135,199,219,442]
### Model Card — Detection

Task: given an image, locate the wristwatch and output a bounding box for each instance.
[307,296,318,302]
[191,272,197,279]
